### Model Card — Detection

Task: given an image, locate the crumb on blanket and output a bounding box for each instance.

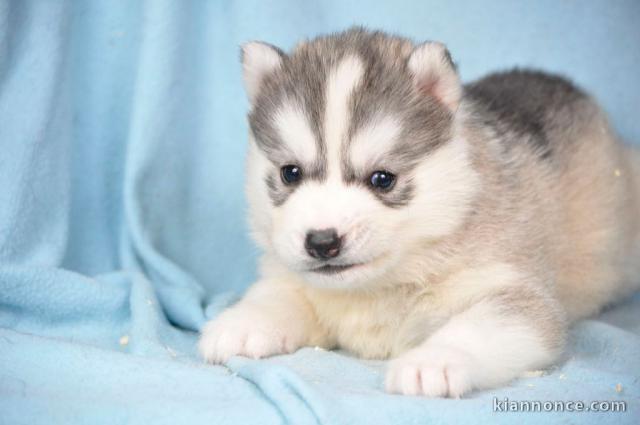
[520,370,546,378]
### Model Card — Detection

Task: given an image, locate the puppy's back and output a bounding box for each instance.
[466,70,639,320]
[465,69,587,160]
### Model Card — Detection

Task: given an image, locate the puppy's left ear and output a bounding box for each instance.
[407,42,461,111]
[241,41,285,104]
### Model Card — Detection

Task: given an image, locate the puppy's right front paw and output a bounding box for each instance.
[198,306,305,364]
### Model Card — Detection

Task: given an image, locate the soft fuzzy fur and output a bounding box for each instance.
[199,28,640,398]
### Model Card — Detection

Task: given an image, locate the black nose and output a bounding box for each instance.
[305,229,342,259]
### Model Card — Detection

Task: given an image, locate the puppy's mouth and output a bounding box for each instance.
[310,263,361,274]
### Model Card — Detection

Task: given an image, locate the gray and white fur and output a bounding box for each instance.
[199,28,640,397]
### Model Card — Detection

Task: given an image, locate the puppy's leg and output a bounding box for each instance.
[386,285,566,398]
[199,278,329,363]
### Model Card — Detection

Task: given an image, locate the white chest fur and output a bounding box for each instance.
[303,262,522,359]
[304,285,438,358]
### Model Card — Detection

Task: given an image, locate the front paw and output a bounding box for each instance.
[198,305,305,364]
[385,345,475,398]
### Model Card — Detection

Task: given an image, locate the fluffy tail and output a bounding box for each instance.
[628,145,640,221]
[632,147,640,205]
[627,144,640,289]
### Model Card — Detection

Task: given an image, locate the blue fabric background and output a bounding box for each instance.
[0,1,638,424]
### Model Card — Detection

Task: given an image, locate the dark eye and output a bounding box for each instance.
[369,170,396,190]
[281,164,302,184]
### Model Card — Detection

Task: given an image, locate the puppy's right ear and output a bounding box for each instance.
[241,41,285,104]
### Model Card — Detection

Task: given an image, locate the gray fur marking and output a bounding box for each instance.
[465,69,587,160]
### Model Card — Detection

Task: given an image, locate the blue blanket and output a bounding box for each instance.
[1,1,638,424]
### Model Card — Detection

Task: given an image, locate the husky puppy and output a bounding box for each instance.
[199,28,640,397]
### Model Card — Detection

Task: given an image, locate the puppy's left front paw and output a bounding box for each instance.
[385,345,474,398]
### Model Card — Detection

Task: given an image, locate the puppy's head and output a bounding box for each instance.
[243,28,478,289]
